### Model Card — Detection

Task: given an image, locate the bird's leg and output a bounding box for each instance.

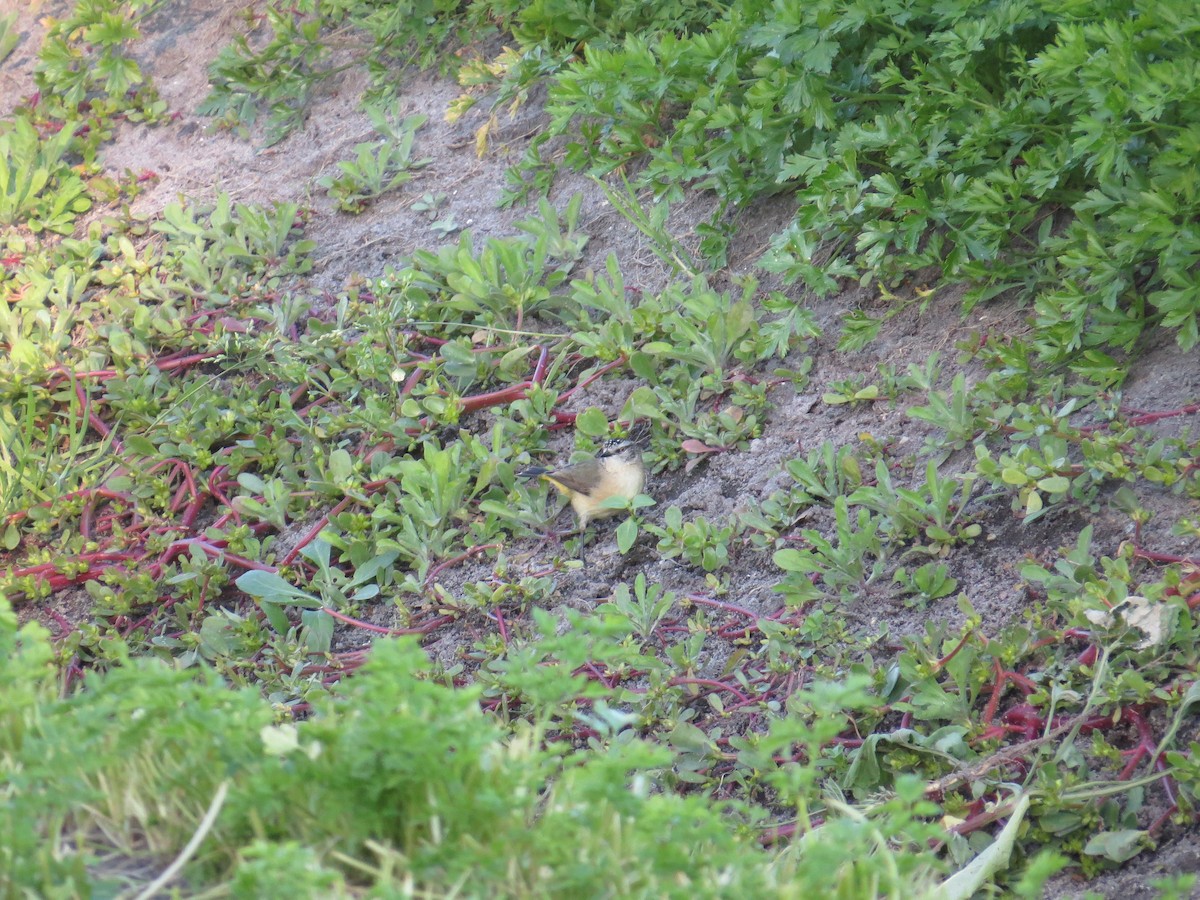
[530,498,570,554]
[533,529,563,553]
[576,528,589,567]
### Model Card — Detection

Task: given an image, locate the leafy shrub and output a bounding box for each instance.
[0,602,947,896]
[519,0,1200,356]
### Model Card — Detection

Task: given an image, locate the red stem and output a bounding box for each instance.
[555,355,626,404]
[933,628,975,671]
[280,498,352,567]
[1131,544,1200,568]
[1123,402,1200,427]
[320,607,445,636]
[156,539,274,575]
[425,544,500,589]
[685,594,761,620]
[667,677,750,703]
[156,351,224,372]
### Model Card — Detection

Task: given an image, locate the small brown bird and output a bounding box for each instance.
[521,431,648,562]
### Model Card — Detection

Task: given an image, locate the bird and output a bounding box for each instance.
[520,428,648,563]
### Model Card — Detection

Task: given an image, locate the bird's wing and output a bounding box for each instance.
[541,464,595,495]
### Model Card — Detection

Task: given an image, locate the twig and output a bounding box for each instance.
[130,781,229,900]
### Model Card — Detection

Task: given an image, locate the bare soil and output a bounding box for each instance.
[4,2,1200,896]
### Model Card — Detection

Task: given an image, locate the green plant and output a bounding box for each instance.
[199,4,338,145]
[773,497,889,604]
[0,119,92,233]
[35,0,167,118]
[411,191,445,217]
[319,113,431,212]
[822,377,880,407]
[595,175,699,276]
[0,381,118,528]
[648,506,736,572]
[367,437,498,576]
[907,373,980,449]
[0,12,19,66]
[201,0,467,145]
[236,539,402,649]
[599,573,676,640]
[411,190,459,234]
[893,561,959,607]
[975,439,1077,521]
[739,441,873,553]
[398,227,578,332]
[849,459,982,554]
[501,0,1200,358]
[515,194,588,268]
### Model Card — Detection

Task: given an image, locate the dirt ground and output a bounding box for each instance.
[4,1,1200,896]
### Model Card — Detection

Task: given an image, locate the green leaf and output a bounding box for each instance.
[261,602,290,634]
[235,570,321,608]
[629,351,657,380]
[1037,475,1071,494]
[198,615,237,657]
[1083,830,1147,863]
[301,609,334,652]
[0,13,18,65]
[616,517,638,554]
[667,720,710,751]
[1024,490,1043,517]
[576,406,610,436]
[123,434,158,457]
[940,795,1032,900]
[623,386,660,418]
[773,548,807,571]
[329,448,354,483]
[1001,467,1028,486]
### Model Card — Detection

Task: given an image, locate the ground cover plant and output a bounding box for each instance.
[3,0,1200,896]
